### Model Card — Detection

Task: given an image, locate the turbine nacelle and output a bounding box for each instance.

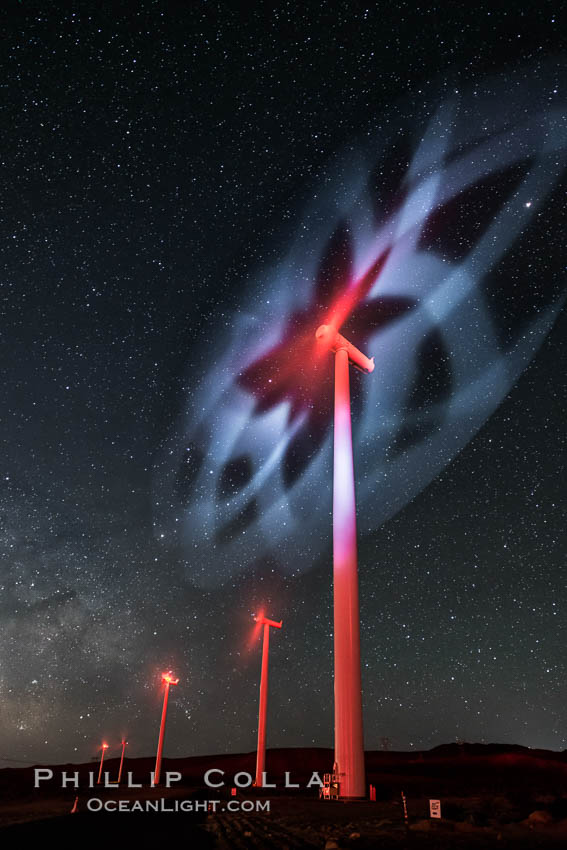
[255,615,283,630]
[315,325,375,374]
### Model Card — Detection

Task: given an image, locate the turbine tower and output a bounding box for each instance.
[116,739,127,784]
[154,671,179,785]
[254,615,282,787]
[316,323,374,799]
[96,742,109,785]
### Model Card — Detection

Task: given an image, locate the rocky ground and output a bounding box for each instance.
[206,796,567,849]
[3,745,567,847]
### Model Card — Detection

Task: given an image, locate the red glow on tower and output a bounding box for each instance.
[247,608,266,650]
[154,671,179,785]
[238,248,392,414]
[238,243,411,487]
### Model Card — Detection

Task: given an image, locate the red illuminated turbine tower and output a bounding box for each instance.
[154,672,179,785]
[97,742,109,785]
[316,324,374,799]
[116,739,127,784]
[254,615,282,787]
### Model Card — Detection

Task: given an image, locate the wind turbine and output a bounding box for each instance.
[315,323,374,799]
[236,245,391,795]
[96,742,109,785]
[254,615,282,787]
[154,671,179,785]
[116,739,127,784]
[106,739,128,785]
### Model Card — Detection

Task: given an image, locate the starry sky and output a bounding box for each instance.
[2,1,566,768]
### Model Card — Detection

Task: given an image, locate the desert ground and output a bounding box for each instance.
[2,744,567,847]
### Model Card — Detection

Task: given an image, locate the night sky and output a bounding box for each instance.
[2,1,566,768]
